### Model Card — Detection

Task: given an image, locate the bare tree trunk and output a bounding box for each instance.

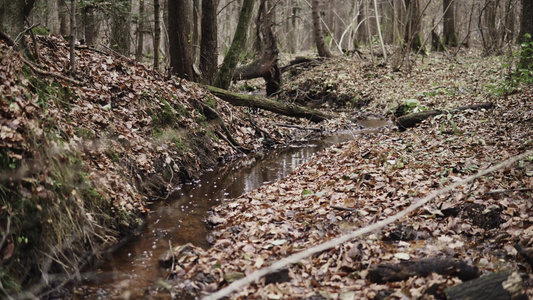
[70,0,76,74]
[110,0,132,55]
[168,0,195,80]
[83,4,99,45]
[213,0,255,89]
[312,0,332,57]
[200,0,218,84]
[0,0,34,41]
[153,0,161,70]
[373,0,387,59]
[443,0,458,46]
[354,0,368,49]
[48,0,60,34]
[135,0,145,62]
[519,0,533,68]
[404,0,424,53]
[59,0,69,35]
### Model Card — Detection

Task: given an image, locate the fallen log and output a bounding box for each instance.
[396,102,494,130]
[205,85,332,123]
[368,258,479,284]
[446,271,526,300]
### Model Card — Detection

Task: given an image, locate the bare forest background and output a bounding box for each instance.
[24,0,524,72]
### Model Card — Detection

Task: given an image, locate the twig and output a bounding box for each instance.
[202,149,533,300]
[275,123,322,132]
[485,188,532,195]
[20,55,83,86]
[331,206,358,212]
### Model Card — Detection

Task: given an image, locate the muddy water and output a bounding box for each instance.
[74,120,389,298]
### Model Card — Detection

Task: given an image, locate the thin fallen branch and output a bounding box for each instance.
[20,55,83,86]
[275,123,322,132]
[331,205,358,212]
[485,187,532,195]
[202,149,533,300]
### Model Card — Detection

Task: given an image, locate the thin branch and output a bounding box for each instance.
[203,149,533,300]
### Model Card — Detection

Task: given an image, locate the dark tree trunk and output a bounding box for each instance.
[519,0,533,68]
[519,0,533,43]
[70,0,76,74]
[312,0,332,57]
[404,0,424,53]
[110,0,132,55]
[443,0,458,46]
[214,0,255,89]
[168,0,196,80]
[0,0,35,42]
[199,0,219,84]
[153,0,161,70]
[83,4,99,45]
[135,0,145,62]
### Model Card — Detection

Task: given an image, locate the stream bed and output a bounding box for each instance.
[73,120,389,299]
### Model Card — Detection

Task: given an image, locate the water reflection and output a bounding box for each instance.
[75,126,387,298]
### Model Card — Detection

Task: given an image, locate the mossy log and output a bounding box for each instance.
[396,102,494,130]
[205,85,332,123]
[446,271,527,300]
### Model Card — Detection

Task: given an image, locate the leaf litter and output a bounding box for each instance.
[167,51,533,299]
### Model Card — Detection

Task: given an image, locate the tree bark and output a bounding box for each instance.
[153,0,161,70]
[233,0,281,96]
[199,0,219,84]
[443,0,458,46]
[519,0,533,43]
[70,0,76,74]
[110,0,132,55]
[404,0,424,53]
[135,0,145,62]
[214,0,255,89]
[83,4,99,45]
[0,0,34,42]
[205,85,332,123]
[312,0,333,57]
[168,0,195,80]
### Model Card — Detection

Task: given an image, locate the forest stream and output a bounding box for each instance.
[72,120,390,299]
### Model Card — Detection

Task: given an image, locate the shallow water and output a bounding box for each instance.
[74,120,390,298]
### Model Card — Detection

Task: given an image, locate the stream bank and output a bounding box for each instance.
[73,121,390,298]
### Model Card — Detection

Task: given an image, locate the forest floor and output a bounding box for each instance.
[167,51,533,299]
[1,35,532,299]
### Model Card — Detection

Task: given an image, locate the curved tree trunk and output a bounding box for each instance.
[214,0,256,89]
[233,0,281,96]
[312,0,333,57]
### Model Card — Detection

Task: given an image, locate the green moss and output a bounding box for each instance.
[205,95,217,109]
[151,99,177,127]
[75,127,96,139]
[31,26,50,36]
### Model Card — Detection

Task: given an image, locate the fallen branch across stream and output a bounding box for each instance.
[202,149,533,300]
[204,85,332,123]
[396,102,494,130]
